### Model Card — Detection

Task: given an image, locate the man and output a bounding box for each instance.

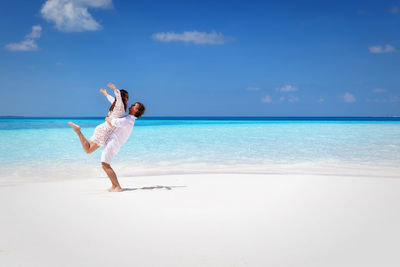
[102,101,145,192]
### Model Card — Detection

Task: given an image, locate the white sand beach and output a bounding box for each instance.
[1,173,400,267]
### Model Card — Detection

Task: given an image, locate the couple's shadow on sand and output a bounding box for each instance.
[122,185,186,192]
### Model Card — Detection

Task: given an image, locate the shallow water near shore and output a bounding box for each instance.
[1,117,400,183]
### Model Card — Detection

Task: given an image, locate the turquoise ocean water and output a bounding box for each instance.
[1,117,400,184]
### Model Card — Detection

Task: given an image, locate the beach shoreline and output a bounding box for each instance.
[2,160,400,187]
[1,173,400,267]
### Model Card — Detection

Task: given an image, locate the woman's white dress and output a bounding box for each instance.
[89,90,125,147]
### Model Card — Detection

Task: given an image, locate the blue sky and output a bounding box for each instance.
[1,0,399,117]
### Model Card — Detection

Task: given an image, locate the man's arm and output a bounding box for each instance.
[105,116,128,128]
[105,117,113,126]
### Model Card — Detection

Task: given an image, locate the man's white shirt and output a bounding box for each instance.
[108,115,136,149]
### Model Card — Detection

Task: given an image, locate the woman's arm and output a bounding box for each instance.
[107,83,118,94]
[99,88,108,96]
[100,88,115,103]
[107,83,123,111]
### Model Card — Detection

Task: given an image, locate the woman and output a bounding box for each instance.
[68,83,129,154]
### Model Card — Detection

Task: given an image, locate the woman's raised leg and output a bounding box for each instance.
[68,122,99,154]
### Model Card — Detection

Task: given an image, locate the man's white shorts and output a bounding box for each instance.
[101,138,120,164]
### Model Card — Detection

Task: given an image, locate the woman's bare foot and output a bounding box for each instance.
[68,122,81,133]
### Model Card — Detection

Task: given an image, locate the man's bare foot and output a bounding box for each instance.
[68,122,81,133]
[108,186,123,192]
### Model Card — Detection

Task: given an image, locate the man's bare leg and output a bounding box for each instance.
[102,162,123,192]
[68,122,99,154]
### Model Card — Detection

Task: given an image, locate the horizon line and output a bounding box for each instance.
[1,115,400,120]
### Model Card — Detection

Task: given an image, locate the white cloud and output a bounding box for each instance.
[277,85,298,92]
[388,6,400,14]
[40,0,112,32]
[5,39,38,51]
[317,98,325,103]
[366,96,400,103]
[342,92,356,103]
[246,87,260,91]
[26,25,42,39]
[368,44,397,54]
[261,95,272,103]
[373,88,387,93]
[5,25,42,52]
[277,95,298,103]
[152,31,234,45]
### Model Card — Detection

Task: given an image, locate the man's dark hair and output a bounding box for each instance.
[134,102,146,118]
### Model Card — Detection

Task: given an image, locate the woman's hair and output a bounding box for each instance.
[134,102,146,118]
[109,89,129,112]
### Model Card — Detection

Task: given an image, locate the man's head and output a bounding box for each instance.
[129,102,145,118]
